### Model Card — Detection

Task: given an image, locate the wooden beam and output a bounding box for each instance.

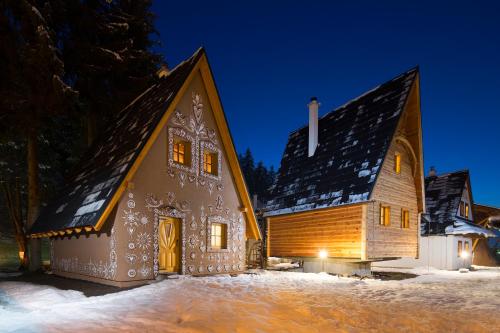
[361,204,367,261]
[395,135,418,177]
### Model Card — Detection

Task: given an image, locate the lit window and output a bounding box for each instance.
[173,139,190,166]
[203,150,218,175]
[464,241,470,252]
[394,153,401,174]
[458,240,462,257]
[459,201,469,218]
[380,205,390,226]
[401,209,410,228]
[211,223,227,249]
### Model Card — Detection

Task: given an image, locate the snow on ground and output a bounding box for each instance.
[1,267,499,333]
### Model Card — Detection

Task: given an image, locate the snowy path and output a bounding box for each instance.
[0,268,499,332]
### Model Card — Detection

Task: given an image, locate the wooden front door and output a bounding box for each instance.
[159,217,181,273]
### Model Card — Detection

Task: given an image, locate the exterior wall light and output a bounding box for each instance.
[18,251,25,260]
[460,251,469,259]
[319,250,328,259]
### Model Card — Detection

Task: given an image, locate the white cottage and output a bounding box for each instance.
[374,169,494,270]
[29,48,261,286]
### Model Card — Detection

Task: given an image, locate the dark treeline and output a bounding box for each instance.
[238,148,276,206]
[0,0,162,270]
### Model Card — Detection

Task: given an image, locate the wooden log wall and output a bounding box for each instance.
[367,139,419,259]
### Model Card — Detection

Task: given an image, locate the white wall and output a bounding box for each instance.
[372,235,473,270]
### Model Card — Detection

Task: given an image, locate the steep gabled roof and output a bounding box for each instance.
[422,170,494,237]
[422,170,469,235]
[30,48,261,240]
[31,50,203,235]
[264,68,418,216]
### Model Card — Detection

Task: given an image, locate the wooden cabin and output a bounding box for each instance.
[471,203,500,266]
[29,48,261,287]
[263,68,425,274]
[375,169,495,270]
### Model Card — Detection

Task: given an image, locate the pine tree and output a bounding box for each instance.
[239,148,256,195]
[0,0,76,270]
[61,0,163,145]
[238,148,276,204]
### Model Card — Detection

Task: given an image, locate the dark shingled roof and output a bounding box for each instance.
[264,68,418,216]
[30,49,204,234]
[422,170,469,234]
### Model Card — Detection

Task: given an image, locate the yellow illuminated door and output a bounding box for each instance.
[159,217,180,272]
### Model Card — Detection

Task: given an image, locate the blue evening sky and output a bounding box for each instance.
[152,1,500,207]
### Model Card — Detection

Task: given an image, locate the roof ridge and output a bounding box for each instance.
[324,66,418,117]
[119,47,205,115]
[473,203,500,210]
[425,169,469,179]
[289,67,418,135]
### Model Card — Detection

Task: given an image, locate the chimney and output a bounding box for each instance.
[308,97,319,157]
[156,64,169,78]
[428,166,437,177]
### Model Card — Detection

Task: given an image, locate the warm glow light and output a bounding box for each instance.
[460,251,469,259]
[18,251,25,260]
[319,250,328,259]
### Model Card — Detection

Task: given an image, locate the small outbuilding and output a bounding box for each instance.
[375,169,495,270]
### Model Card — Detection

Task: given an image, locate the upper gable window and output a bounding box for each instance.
[380,205,391,226]
[173,139,191,166]
[394,153,401,174]
[203,150,218,176]
[459,201,469,219]
[168,127,196,175]
[200,141,222,181]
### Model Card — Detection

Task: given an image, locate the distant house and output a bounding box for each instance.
[375,169,495,270]
[29,48,261,287]
[472,203,500,266]
[263,68,425,275]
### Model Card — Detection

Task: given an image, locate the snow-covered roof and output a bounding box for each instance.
[422,170,493,237]
[30,49,204,234]
[263,68,418,216]
[423,170,470,235]
[445,218,496,237]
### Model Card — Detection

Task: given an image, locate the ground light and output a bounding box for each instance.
[319,250,328,272]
